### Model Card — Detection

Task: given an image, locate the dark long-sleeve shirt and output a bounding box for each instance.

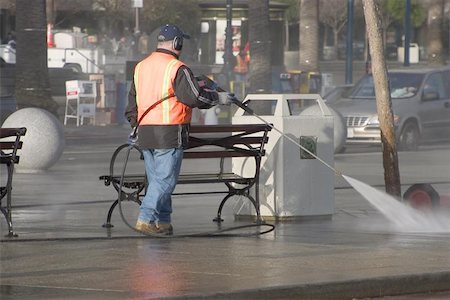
[125,49,218,149]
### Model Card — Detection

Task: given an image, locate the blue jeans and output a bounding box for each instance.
[138,148,183,224]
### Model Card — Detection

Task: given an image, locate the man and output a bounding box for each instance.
[125,24,233,235]
[233,48,250,82]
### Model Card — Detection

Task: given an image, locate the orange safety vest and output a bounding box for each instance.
[134,51,192,125]
[234,54,249,74]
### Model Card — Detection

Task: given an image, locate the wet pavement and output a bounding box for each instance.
[1,125,450,299]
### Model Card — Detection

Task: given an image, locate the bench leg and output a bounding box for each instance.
[214,188,263,224]
[1,206,17,237]
[246,194,263,224]
[102,192,142,228]
[214,194,233,223]
[102,199,118,228]
[1,164,18,237]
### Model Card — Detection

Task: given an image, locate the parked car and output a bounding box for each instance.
[330,66,450,151]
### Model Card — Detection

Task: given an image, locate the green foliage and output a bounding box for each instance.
[140,0,201,37]
[385,0,426,28]
[275,0,299,24]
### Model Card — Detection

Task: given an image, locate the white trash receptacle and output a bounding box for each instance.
[397,43,419,63]
[232,94,335,221]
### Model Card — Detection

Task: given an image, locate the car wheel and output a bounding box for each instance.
[64,63,82,73]
[398,122,420,151]
[403,183,440,209]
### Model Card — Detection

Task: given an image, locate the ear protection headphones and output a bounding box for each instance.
[173,35,183,51]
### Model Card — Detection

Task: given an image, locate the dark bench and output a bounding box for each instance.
[99,124,271,227]
[0,127,27,237]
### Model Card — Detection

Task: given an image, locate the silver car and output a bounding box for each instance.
[331,66,450,150]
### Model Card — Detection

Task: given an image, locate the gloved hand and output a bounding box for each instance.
[196,75,219,91]
[128,128,138,145]
[218,92,236,106]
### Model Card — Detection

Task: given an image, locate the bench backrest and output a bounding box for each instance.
[0,127,27,164]
[185,124,271,159]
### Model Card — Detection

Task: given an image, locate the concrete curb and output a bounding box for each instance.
[165,271,450,300]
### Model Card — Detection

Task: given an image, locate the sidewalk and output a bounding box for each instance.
[1,125,450,299]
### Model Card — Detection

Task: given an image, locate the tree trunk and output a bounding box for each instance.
[248,0,272,93]
[299,0,319,71]
[426,0,445,65]
[15,0,58,116]
[362,0,401,197]
[333,28,339,60]
[46,0,55,24]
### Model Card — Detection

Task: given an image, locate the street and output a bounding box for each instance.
[1,125,449,299]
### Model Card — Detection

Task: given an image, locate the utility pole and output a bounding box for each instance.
[224,0,234,90]
[403,0,411,66]
[345,0,354,84]
[132,0,143,33]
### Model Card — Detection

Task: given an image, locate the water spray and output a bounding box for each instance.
[230,98,342,177]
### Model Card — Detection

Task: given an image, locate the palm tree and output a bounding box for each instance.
[15,0,58,115]
[426,0,445,65]
[248,0,272,93]
[299,0,319,72]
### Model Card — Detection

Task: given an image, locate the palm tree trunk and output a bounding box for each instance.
[426,0,445,65]
[15,0,58,116]
[299,0,319,71]
[362,0,401,197]
[333,28,339,60]
[248,0,272,93]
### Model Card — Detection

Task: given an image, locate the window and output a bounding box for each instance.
[349,73,426,99]
[389,73,423,98]
[350,75,375,98]
[443,70,450,97]
[243,100,277,116]
[423,73,445,100]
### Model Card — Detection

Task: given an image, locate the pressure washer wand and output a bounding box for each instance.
[197,74,341,176]
[230,97,342,177]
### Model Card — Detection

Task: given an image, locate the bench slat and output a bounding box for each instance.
[184,150,262,158]
[0,141,23,150]
[1,156,20,164]
[190,124,269,134]
[0,128,27,139]
[187,136,269,149]
[100,172,253,186]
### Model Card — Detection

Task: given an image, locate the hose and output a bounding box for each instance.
[116,142,275,238]
[116,87,275,238]
[117,77,343,238]
[231,99,343,177]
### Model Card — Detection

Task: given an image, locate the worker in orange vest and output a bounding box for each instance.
[125,24,234,235]
[233,48,250,83]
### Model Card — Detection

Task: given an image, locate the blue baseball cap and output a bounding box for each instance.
[157,24,190,42]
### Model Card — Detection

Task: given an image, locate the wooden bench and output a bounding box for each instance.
[99,124,271,227]
[0,127,27,237]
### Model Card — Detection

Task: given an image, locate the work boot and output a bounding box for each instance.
[157,223,173,235]
[135,220,173,235]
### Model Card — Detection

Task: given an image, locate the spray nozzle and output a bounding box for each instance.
[128,128,138,145]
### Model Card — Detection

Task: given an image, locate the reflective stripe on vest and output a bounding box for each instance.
[134,52,191,125]
[234,55,248,73]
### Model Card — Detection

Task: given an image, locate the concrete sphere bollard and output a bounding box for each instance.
[299,105,347,153]
[2,108,65,173]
